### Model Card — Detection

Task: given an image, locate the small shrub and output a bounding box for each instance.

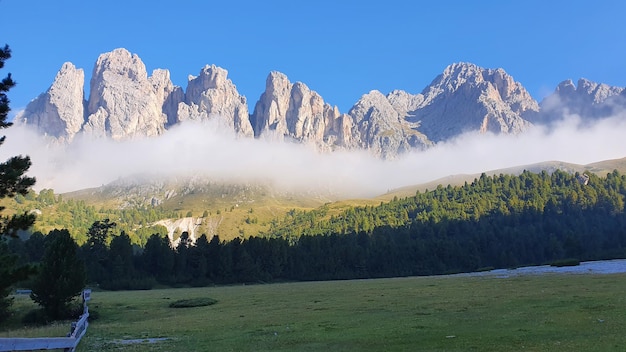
[169,297,217,308]
[65,302,85,320]
[86,308,99,321]
[22,309,50,326]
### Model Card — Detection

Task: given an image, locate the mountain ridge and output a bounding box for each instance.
[16,48,623,158]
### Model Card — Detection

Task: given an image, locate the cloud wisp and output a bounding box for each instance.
[1,114,626,198]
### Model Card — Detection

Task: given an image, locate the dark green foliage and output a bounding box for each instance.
[82,219,115,283]
[23,231,45,262]
[21,301,85,326]
[20,169,626,291]
[550,258,581,267]
[30,229,86,320]
[21,308,50,326]
[0,44,37,321]
[0,241,35,322]
[141,233,174,283]
[140,169,624,284]
[99,277,155,291]
[0,44,36,237]
[168,297,217,308]
[98,231,149,290]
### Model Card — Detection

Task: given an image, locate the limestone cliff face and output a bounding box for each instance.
[83,48,167,139]
[19,49,255,142]
[176,65,253,137]
[18,49,624,160]
[348,90,431,158]
[251,72,346,150]
[16,62,85,142]
[150,68,184,127]
[538,78,625,122]
[407,62,537,142]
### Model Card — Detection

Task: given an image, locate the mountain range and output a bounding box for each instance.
[16,48,626,158]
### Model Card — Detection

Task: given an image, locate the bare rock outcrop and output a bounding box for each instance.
[251,72,347,150]
[348,90,431,158]
[176,65,253,137]
[22,49,625,160]
[16,62,85,142]
[408,62,537,142]
[538,78,625,122]
[83,48,167,139]
[150,68,184,127]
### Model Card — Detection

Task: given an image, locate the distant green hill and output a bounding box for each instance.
[379,157,626,200]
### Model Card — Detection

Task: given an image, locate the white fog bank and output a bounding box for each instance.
[1,114,626,198]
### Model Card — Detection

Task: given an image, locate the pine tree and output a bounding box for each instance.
[0,45,37,322]
[30,229,86,320]
[83,219,116,283]
[0,45,36,237]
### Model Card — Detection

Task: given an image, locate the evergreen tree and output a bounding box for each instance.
[82,219,115,283]
[0,241,35,321]
[141,233,174,283]
[0,45,36,236]
[0,45,37,321]
[30,229,86,320]
[102,231,134,289]
[24,231,45,262]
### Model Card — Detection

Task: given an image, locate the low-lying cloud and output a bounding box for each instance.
[1,113,626,198]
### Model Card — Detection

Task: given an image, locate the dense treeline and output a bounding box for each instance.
[7,169,626,288]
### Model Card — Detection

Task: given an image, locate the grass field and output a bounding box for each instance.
[3,273,624,351]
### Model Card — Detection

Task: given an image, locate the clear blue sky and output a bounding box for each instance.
[3,0,626,117]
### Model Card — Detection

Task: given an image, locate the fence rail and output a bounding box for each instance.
[0,290,90,352]
[0,337,78,351]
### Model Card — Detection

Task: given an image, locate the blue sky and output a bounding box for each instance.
[3,0,626,117]
[2,0,626,194]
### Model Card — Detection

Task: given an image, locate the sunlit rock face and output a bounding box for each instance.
[20,49,626,159]
[16,62,86,142]
[83,48,168,139]
[405,62,537,142]
[150,68,184,128]
[251,71,348,150]
[537,78,626,123]
[348,90,431,158]
[176,64,254,137]
[250,71,433,157]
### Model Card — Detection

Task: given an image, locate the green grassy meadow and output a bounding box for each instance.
[4,273,624,351]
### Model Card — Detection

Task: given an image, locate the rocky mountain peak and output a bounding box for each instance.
[16,62,85,142]
[551,78,623,105]
[185,64,229,101]
[251,71,344,147]
[555,79,576,95]
[576,78,624,104]
[17,48,625,160]
[409,62,536,141]
[83,48,167,139]
[90,48,146,88]
[177,64,253,137]
[386,89,424,115]
[348,90,431,157]
[539,78,625,121]
[149,68,183,126]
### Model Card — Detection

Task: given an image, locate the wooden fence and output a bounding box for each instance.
[0,290,91,352]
